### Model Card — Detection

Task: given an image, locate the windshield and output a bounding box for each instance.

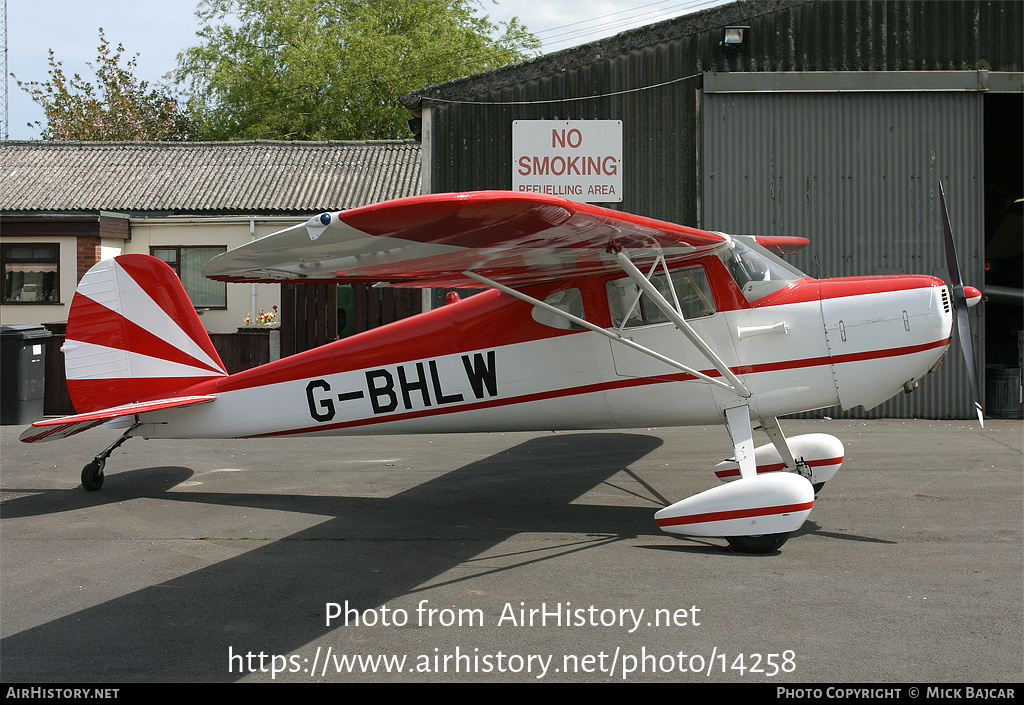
[718,236,808,302]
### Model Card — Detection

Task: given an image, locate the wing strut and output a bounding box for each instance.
[462,270,735,391]
[609,249,750,398]
[462,247,750,399]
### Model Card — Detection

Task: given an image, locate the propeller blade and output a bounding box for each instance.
[939,181,984,426]
[940,182,964,293]
[955,304,984,426]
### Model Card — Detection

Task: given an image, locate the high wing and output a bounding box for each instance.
[202,191,730,288]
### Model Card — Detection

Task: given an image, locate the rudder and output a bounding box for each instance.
[62,255,227,413]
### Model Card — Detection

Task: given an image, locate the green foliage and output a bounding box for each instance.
[15,29,199,141]
[174,0,540,140]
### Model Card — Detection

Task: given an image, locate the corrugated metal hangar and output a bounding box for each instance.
[402,0,1022,420]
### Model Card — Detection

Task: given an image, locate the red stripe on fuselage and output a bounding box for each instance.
[172,270,947,437]
[241,336,948,439]
[191,271,948,399]
[187,287,555,396]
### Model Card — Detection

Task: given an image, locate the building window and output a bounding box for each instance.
[2,243,60,303]
[151,246,227,309]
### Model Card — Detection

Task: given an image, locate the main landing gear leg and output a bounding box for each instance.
[81,422,140,491]
[761,417,820,492]
[723,406,797,554]
[653,406,815,553]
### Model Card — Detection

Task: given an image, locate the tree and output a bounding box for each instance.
[14,29,199,141]
[174,0,540,140]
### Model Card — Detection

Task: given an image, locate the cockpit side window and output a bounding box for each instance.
[606,264,716,328]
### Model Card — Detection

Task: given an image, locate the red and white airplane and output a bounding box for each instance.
[19,186,982,553]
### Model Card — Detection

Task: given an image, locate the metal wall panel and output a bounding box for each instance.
[425,35,706,226]
[407,0,1020,419]
[418,0,1020,215]
[702,90,985,419]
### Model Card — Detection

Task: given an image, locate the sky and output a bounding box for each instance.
[4,0,731,140]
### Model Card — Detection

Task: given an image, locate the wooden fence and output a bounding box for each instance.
[209,328,274,374]
[280,283,420,356]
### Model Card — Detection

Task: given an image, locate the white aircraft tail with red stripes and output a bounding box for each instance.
[19,255,226,445]
[63,255,227,412]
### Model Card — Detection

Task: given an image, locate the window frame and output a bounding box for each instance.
[606,263,717,329]
[1,242,61,304]
[717,237,808,303]
[150,245,228,310]
[531,287,587,330]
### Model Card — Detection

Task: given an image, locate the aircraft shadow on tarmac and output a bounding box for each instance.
[1,432,691,682]
[3,429,904,681]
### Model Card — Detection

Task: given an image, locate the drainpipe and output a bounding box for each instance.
[250,219,257,318]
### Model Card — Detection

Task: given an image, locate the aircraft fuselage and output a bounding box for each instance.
[134,255,952,440]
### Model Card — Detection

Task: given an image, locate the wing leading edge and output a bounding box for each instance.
[203,191,730,289]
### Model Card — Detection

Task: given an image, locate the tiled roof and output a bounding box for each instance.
[0,140,422,215]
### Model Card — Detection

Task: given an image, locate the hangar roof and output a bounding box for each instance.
[402,0,1021,108]
[401,0,804,108]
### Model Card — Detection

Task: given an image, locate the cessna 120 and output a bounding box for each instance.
[19,185,982,553]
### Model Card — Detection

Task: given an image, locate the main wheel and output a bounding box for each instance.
[726,532,790,554]
[81,461,104,491]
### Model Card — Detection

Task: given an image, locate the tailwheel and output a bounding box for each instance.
[81,460,105,491]
[726,532,790,554]
[79,421,140,491]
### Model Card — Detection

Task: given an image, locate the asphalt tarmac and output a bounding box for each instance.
[1,418,1021,683]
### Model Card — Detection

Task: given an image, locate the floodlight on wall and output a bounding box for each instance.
[720,26,749,52]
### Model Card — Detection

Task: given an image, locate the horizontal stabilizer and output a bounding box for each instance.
[19,396,215,444]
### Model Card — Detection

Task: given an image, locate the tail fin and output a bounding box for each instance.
[62,255,228,413]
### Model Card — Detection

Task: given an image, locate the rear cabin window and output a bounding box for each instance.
[532,288,586,330]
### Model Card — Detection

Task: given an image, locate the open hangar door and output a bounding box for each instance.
[699,75,1008,420]
[982,93,1023,419]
